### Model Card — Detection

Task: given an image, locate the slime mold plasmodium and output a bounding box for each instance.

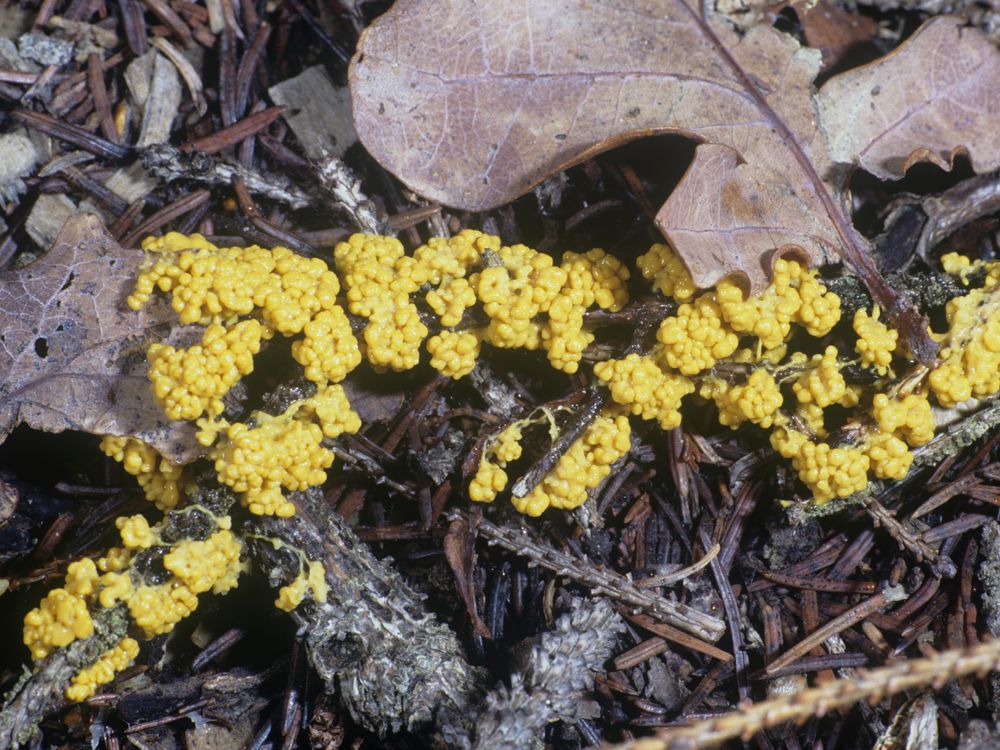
[23,229,1000,699]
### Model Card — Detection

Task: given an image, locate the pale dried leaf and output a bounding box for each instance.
[351,0,839,291]
[817,16,1000,180]
[350,1,1000,292]
[0,213,199,463]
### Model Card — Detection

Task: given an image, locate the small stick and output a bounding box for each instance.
[218,24,238,124]
[139,0,194,47]
[110,198,146,240]
[863,495,957,578]
[117,0,148,54]
[179,106,284,155]
[232,176,314,254]
[87,53,118,144]
[448,507,726,642]
[235,22,271,118]
[758,569,877,595]
[12,109,129,161]
[765,586,905,676]
[511,307,660,500]
[610,638,1000,750]
[121,189,211,247]
[625,612,733,662]
[61,166,129,214]
[510,386,607,499]
[636,543,721,588]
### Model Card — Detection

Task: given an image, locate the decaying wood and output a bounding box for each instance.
[247,487,486,742]
[0,607,129,749]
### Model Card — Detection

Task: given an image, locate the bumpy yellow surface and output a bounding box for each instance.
[291,307,361,385]
[854,308,897,375]
[716,370,783,429]
[426,277,477,327]
[657,295,739,376]
[163,529,243,595]
[210,386,360,517]
[275,559,329,612]
[715,258,840,349]
[865,431,913,480]
[594,354,693,429]
[116,514,155,549]
[872,393,934,446]
[334,233,430,371]
[427,330,482,379]
[469,421,527,503]
[213,418,330,518]
[23,588,94,660]
[928,273,1000,406]
[771,428,869,504]
[147,319,266,421]
[99,436,184,510]
[469,460,508,503]
[130,236,342,334]
[25,508,244,671]
[514,411,631,517]
[129,582,200,637]
[637,243,696,302]
[301,383,363,439]
[66,637,140,702]
[792,347,847,409]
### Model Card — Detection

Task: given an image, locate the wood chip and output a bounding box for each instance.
[269,65,357,159]
[137,51,181,147]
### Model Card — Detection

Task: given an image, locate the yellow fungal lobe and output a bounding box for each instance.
[513,410,631,517]
[716,369,784,430]
[594,353,694,430]
[637,242,696,302]
[163,528,243,595]
[872,393,934,447]
[770,428,868,505]
[115,514,156,550]
[928,261,1000,407]
[65,637,139,702]
[23,588,95,660]
[427,329,482,379]
[275,560,329,612]
[792,346,847,409]
[99,436,184,511]
[657,296,739,376]
[210,387,360,517]
[853,307,897,375]
[291,307,361,386]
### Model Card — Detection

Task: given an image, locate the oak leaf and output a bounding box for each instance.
[0,214,199,463]
[350,4,1000,294]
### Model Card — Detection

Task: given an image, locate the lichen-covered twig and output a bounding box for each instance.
[610,638,1000,750]
[510,386,607,499]
[313,152,387,235]
[142,143,312,209]
[247,487,485,744]
[795,395,1000,522]
[863,496,957,578]
[0,606,129,749]
[468,598,624,750]
[447,508,726,642]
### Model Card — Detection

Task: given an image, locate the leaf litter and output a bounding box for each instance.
[351,1,1000,359]
[0,0,999,748]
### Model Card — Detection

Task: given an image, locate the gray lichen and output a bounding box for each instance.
[246,487,485,743]
[468,597,624,750]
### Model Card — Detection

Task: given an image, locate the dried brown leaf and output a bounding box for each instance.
[443,517,492,639]
[0,214,199,463]
[817,16,1000,181]
[350,3,1000,294]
